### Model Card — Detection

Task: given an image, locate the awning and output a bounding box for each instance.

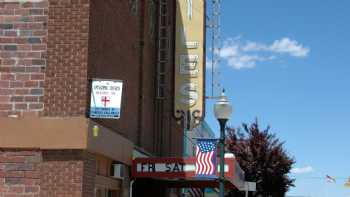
[131,157,245,190]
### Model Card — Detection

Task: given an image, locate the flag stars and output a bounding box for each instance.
[198,141,216,153]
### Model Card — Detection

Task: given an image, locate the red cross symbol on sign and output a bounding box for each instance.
[101,96,110,107]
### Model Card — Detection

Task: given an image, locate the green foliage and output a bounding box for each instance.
[225,119,295,197]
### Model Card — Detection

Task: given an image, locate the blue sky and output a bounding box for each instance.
[204,1,350,196]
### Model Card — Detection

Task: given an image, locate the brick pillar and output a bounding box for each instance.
[0,149,96,197]
[0,1,48,117]
[82,152,96,197]
[40,150,95,197]
[44,0,90,117]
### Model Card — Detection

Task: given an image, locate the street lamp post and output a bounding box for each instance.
[214,90,233,197]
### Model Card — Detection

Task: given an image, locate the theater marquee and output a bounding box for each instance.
[131,157,245,190]
[174,0,205,127]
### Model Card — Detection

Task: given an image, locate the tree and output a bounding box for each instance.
[225,120,295,197]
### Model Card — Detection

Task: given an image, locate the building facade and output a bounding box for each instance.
[0,0,201,196]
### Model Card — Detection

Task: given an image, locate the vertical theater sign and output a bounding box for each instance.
[174,0,205,128]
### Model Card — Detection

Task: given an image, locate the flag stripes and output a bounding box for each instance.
[187,188,203,197]
[195,139,217,176]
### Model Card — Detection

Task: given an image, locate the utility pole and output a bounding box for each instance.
[210,0,222,98]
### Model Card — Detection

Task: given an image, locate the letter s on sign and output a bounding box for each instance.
[165,163,171,172]
[179,83,198,107]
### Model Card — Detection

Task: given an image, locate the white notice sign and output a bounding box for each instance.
[90,79,123,119]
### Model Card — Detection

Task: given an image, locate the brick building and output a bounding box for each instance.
[0,0,192,196]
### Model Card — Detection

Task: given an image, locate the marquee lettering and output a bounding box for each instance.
[165,162,184,172]
[179,83,198,106]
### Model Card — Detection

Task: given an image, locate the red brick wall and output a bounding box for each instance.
[0,0,182,157]
[0,0,90,117]
[87,0,182,156]
[41,150,96,197]
[82,152,96,197]
[43,0,90,117]
[0,150,41,196]
[0,1,48,117]
[0,150,96,197]
[139,0,158,154]
[87,0,141,144]
[87,0,165,154]
[40,150,86,197]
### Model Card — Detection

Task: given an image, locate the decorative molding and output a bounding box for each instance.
[174,110,201,130]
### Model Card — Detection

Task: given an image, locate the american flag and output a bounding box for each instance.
[195,139,217,176]
[326,175,336,183]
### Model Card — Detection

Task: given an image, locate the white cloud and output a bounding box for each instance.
[242,41,268,52]
[218,37,309,69]
[219,45,239,58]
[270,38,310,57]
[291,166,314,174]
[227,55,264,69]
